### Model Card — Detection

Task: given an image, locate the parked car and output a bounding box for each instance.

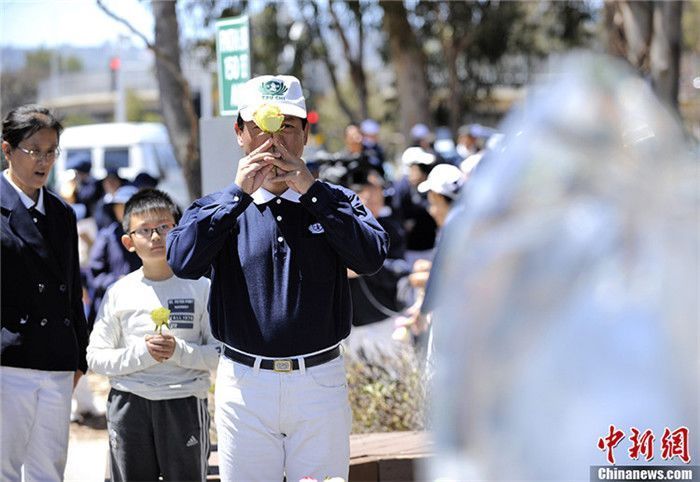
[53,122,190,209]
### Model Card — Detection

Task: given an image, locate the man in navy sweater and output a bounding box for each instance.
[166,75,388,481]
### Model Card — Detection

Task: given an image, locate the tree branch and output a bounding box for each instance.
[95,0,190,94]
[329,2,354,58]
[96,0,154,48]
[331,0,368,119]
[352,1,364,69]
[302,1,359,122]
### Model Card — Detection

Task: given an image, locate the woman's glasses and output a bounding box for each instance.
[16,146,61,162]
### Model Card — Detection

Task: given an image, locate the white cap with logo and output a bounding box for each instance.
[417,164,466,200]
[238,75,307,122]
[401,147,436,166]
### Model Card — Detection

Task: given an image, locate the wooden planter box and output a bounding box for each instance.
[349,431,432,482]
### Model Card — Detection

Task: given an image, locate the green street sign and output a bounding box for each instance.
[216,15,251,116]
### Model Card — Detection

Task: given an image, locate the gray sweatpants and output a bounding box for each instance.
[107,389,210,482]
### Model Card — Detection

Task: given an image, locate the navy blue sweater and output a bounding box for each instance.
[166,180,388,357]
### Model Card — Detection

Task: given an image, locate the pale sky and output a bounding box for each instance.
[0,0,155,48]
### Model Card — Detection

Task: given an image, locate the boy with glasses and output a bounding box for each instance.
[87,188,220,482]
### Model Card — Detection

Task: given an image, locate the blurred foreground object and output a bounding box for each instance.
[425,52,699,480]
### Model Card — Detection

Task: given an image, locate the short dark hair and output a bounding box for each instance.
[346,167,385,192]
[2,104,63,147]
[122,188,181,232]
[437,192,455,206]
[414,162,434,177]
[236,113,308,131]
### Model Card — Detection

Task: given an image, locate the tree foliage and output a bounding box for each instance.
[1,50,83,116]
[125,89,162,122]
[175,1,597,139]
[682,0,700,52]
[95,0,688,196]
[406,1,595,133]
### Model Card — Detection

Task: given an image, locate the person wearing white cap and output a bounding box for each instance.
[396,164,466,346]
[360,118,380,138]
[417,163,466,228]
[389,146,439,268]
[167,74,389,481]
[359,118,386,174]
[456,124,479,159]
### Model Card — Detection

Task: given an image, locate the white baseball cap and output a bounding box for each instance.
[460,151,484,175]
[417,164,466,199]
[401,146,436,166]
[238,75,307,122]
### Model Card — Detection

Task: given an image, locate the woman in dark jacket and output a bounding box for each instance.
[1,105,89,481]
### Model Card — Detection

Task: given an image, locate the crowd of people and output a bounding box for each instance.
[313,115,498,358]
[0,75,499,481]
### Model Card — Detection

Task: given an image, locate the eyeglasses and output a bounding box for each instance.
[128,223,174,239]
[16,146,61,162]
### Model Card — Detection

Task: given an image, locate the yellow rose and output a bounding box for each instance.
[150,307,171,334]
[252,104,284,133]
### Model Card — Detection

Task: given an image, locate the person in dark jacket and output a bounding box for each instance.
[66,154,103,217]
[347,168,409,326]
[93,169,127,231]
[86,184,141,328]
[344,169,410,359]
[390,147,439,266]
[1,104,89,481]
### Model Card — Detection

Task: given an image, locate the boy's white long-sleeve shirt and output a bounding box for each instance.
[87,268,220,400]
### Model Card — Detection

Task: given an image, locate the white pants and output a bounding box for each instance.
[215,354,351,482]
[1,366,73,482]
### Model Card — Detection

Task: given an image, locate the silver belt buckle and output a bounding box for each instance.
[273,359,293,372]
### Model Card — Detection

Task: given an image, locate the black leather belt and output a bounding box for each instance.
[223,346,341,372]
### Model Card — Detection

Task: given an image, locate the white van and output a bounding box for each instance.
[53,122,190,208]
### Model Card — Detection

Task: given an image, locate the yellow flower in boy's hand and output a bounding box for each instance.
[150,307,171,334]
[252,104,284,133]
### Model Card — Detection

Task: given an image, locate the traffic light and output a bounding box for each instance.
[109,56,121,91]
[307,110,319,134]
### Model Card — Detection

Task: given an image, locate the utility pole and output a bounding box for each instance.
[114,34,127,122]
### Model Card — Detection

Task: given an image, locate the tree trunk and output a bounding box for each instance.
[445,46,461,137]
[333,0,369,120]
[347,58,369,121]
[604,0,681,111]
[619,1,653,68]
[152,0,201,200]
[650,1,682,109]
[381,1,431,140]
